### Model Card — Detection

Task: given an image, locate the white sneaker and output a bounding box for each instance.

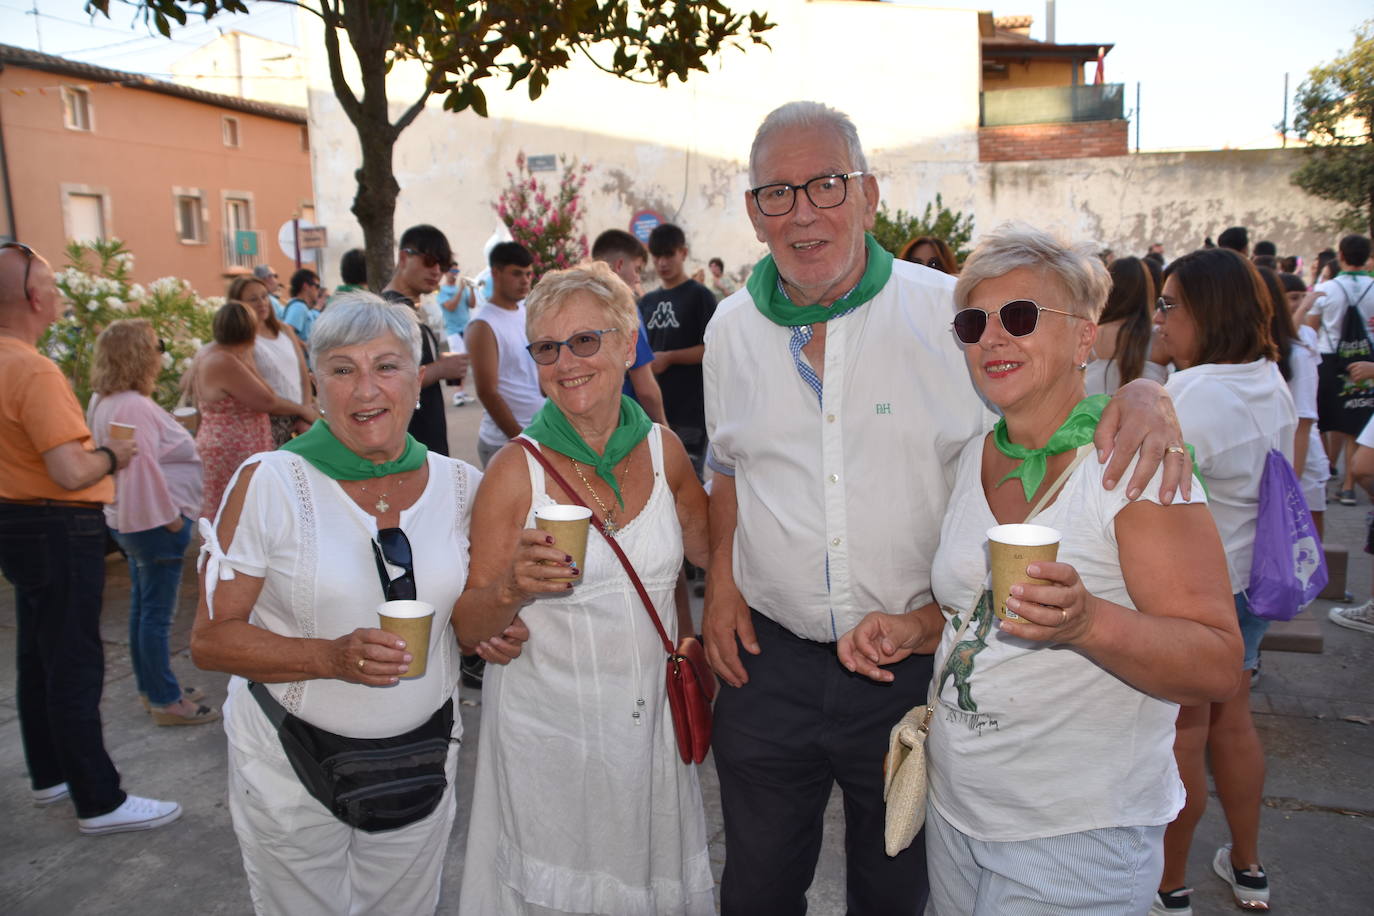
[1212,844,1269,910]
[452,391,469,407]
[32,782,69,807]
[1329,599,1374,634]
[1148,886,1193,916]
[78,794,182,836]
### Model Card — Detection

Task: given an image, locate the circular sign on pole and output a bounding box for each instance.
[630,210,663,245]
[277,219,320,264]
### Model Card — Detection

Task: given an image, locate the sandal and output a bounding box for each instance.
[140,686,207,713]
[150,697,221,727]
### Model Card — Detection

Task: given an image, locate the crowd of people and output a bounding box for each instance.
[2,96,1370,916]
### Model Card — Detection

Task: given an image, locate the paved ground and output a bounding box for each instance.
[2,395,1372,914]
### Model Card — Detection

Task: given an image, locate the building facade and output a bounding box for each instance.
[0,43,313,297]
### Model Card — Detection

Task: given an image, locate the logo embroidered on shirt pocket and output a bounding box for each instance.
[875,403,892,415]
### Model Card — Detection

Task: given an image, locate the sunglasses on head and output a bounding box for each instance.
[402,248,453,273]
[2,241,35,298]
[951,299,1079,345]
[525,328,618,365]
[371,527,416,602]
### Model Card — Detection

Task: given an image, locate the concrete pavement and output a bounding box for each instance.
[2,396,1371,914]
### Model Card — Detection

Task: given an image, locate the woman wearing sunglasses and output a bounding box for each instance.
[456,261,713,915]
[1150,249,1298,915]
[190,293,527,915]
[839,223,1242,914]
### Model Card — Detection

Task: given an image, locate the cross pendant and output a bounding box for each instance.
[375,497,390,513]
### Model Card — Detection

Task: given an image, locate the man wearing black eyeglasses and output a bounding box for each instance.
[382,224,470,456]
[0,243,182,835]
[700,102,1189,916]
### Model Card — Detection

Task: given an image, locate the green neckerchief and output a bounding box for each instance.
[280,420,428,480]
[523,395,653,508]
[1339,270,1374,278]
[746,232,893,327]
[993,395,1109,501]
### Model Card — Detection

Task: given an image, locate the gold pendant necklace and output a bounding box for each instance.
[571,460,625,537]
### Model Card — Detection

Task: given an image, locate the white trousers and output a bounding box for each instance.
[223,683,460,916]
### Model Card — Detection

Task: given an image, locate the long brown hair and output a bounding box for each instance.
[898,236,959,275]
[1099,257,1155,385]
[1164,248,1278,367]
[1257,266,1296,381]
[226,276,279,334]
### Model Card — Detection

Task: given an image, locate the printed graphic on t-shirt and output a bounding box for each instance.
[645,300,681,330]
[939,590,994,713]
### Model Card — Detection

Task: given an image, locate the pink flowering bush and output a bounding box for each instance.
[494,152,592,281]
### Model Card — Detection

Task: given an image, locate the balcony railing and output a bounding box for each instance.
[223,229,261,269]
[980,83,1124,128]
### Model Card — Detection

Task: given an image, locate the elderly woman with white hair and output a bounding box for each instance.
[191,292,527,916]
[838,223,1243,914]
[456,261,712,915]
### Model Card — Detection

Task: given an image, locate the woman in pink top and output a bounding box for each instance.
[88,319,215,726]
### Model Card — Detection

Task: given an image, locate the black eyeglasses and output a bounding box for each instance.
[2,242,35,299]
[371,527,416,602]
[156,337,167,353]
[951,299,1079,345]
[749,171,866,217]
[1156,297,1182,315]
[402,248,454,273]
[525,328,618,365]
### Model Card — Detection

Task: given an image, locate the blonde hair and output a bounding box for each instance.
[955,222,1111,322]
[524,261,640,341]
[92,318,160,396]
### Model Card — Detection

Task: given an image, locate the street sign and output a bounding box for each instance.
[527,154,557,172]
[277,219,319,263]
[298,226,328,249]
[630,210,663,244]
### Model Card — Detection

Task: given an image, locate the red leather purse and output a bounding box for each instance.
[516,438,716,764]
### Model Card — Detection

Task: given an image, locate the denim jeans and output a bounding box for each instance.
[0,502,125,818]
[111,517,193,706]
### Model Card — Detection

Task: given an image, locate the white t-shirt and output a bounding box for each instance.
[252,330,302,403]
[704,260,994,642]
[1290,327,1330,510]
[1314,273,1374,354]
[213,450,478,738]
[1083,356,1167,398]
[927,439,1189,842]
[1166,359,1297,591]
[470,302,545,449]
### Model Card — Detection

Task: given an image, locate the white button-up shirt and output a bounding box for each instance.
[705,260,993,642]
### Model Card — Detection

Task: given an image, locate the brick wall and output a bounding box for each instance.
[979,120,1129,162]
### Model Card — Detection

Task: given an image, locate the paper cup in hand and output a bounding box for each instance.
[987,524,1061,622]
[172,406,198,434]
[108,422,136,440]
[378,600,434,679]
[534,504,592,581]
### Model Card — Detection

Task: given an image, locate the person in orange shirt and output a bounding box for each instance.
[0,243,182,836]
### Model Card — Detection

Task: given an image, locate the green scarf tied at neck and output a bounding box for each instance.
[747,232,894,327]
[280,420,428,480]
[523,395,654,508]
[993,394,1109,502]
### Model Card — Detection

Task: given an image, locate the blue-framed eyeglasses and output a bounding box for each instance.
[525,328,618,365]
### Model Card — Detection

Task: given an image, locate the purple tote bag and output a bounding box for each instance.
[1247,449,1328,621]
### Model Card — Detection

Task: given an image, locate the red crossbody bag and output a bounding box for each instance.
[516,437,716,764]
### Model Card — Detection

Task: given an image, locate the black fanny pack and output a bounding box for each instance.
[248,680,455,833]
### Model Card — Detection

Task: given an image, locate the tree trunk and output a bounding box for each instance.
[352,130,400,294]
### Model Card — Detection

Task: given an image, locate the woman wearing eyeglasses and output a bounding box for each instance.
[898,235,959,275]
[838,223,1242,915]
[1149,249,1297,915]
[87,319,213,726]
[455,262,713,915]
[190,293,527,915]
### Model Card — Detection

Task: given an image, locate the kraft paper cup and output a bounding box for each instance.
[172,406,198,434]
[987,524,1061,622]
[108,422,136,441]
[378,600,434,679]
[534,504,592,581]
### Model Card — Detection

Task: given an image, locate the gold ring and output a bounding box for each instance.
[1166,445,1187,456]
[1060,609,1068,625]
[357,657,365,670]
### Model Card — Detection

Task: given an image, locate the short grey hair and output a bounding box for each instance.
[252,265,275,281]
[749,101,869,185]
[954,222,1111,322]
[308,291,422,370]
[525,261,640,342]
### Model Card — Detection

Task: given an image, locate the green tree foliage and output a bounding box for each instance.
[871,193,975,265]
[1291,19,1374,236]
[89,1,774,288]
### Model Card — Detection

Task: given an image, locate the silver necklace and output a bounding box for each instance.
[356,476,407,514]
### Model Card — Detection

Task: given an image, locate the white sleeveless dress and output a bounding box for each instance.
[459,427,714,916]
